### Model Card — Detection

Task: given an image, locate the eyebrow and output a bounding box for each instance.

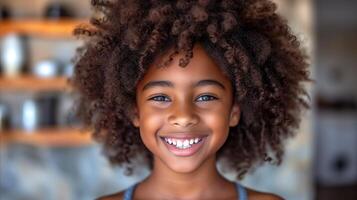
[142,79,226,91]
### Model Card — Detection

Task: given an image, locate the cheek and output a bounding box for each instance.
[206,102,231,124]
[138,108,165,144]
[203,106,231,139]
[205,113,230,133]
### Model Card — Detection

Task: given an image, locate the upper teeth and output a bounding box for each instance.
[164,137,202,149]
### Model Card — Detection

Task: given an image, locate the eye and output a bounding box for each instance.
[196,95,218,102]
[148,95,171,102]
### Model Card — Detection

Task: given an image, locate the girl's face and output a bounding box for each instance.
[132,44,240,173]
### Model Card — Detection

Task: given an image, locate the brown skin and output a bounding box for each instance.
[98,189,284,200]
[97,44,283,200]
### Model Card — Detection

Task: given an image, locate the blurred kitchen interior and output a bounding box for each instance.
[0,0,356,200]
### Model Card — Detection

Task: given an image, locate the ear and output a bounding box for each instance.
[129,105,140,127]
[229,103,240,127]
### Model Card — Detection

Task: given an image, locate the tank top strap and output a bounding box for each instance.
[236,182,248,200]
[123,183,137,200]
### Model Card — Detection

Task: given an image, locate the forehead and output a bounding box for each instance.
[136,43,232,90]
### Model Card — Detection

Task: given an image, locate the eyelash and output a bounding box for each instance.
[148,94,218,102]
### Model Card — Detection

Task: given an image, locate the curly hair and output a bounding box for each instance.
[71,0,312,180]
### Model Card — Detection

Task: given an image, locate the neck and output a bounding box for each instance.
[141,155,231,199]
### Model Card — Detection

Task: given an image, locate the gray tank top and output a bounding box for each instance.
[123,182,248,200]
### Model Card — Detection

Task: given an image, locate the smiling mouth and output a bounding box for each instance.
[160,137,203,149]
[159,135,207,157]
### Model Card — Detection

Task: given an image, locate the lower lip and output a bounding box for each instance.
[161,137,207,157]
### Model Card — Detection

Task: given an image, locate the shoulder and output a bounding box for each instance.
[95,191,125,200]
[246,187,285,200]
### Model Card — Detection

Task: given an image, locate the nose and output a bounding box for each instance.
[168,101,199,128]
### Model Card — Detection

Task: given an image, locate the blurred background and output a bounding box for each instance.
[0,0,356,199]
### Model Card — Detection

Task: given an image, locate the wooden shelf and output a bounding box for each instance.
[0,19,86,38]
[0,76,71,92]
[0,128,94,147]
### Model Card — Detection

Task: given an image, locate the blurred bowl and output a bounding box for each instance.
[32,60,61,78]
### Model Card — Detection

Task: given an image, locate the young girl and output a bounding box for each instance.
[72,0,311,199]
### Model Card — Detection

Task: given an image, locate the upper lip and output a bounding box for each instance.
[159,133,208,139]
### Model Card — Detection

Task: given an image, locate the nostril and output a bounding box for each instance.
[168,114,199,127]
[173,121,192,127]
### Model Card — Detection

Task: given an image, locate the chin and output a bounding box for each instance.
[164,158,204,174]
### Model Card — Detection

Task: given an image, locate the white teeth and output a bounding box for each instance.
[194,138,199,143]
[176,140,182,148]
[163,137,203,149]
[183,140,189,147]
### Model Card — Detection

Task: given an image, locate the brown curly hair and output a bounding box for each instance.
[71,0,312,180]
